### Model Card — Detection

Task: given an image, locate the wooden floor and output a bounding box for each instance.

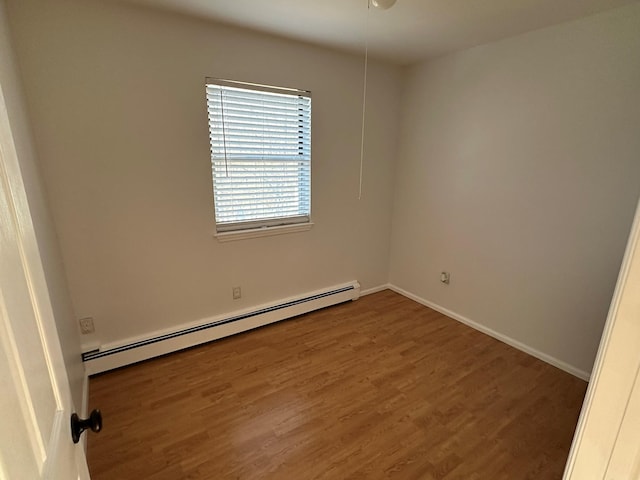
[87,290,587,479]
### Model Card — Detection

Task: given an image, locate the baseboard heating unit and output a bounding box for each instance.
[83,281,360,375]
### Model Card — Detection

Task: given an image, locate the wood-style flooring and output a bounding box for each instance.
[87,290,587,479]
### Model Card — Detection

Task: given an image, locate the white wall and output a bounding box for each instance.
[390,3,640,376]
[6,0,401,348]
[0,0,84,409]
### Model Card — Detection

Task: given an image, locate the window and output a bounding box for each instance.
[205,78,311,234]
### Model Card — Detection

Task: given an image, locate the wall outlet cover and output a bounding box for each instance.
[79,317,95,334]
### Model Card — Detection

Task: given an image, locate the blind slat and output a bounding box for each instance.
[207,100,310,115]
[216,204,304,214]
[216,197,306,207]
[206,87,310,103]
[207,118,311,132]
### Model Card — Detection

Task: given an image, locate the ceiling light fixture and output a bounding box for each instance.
[371,0,397,10]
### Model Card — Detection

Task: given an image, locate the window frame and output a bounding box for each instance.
[205,78,312,237]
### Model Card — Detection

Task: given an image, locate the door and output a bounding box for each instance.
[0,80,90,477]
[563,195,640,478]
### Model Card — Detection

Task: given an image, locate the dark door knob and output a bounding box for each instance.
[71,409,102,444]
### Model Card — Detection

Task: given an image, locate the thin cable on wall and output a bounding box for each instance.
[359,1,370,200]
[359,0,397,200]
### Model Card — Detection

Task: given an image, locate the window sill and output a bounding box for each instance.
[214,222,314,242]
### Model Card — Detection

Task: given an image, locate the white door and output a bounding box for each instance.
[0,81,90,478]
[563,196,640,479]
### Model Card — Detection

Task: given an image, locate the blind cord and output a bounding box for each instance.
[219,89,229,177]
[359,0,370,201]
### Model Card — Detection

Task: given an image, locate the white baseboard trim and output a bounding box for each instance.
[388,284,591,381]
[83,281,360,375]
[360,284,390,296]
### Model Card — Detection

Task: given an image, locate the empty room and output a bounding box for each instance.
[1,0,640,478]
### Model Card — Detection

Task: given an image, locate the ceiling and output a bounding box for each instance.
[122,0,639,64]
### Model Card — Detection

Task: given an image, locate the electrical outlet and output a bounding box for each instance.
[440,272,450,285]
[232,286,242,300]
[79,317,95,334]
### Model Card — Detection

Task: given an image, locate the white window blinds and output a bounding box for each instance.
[206,78,311,232]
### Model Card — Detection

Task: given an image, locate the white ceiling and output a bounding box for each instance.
[123,0,639,64]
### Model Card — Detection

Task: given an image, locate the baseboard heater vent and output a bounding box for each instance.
[83,281,360,375]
